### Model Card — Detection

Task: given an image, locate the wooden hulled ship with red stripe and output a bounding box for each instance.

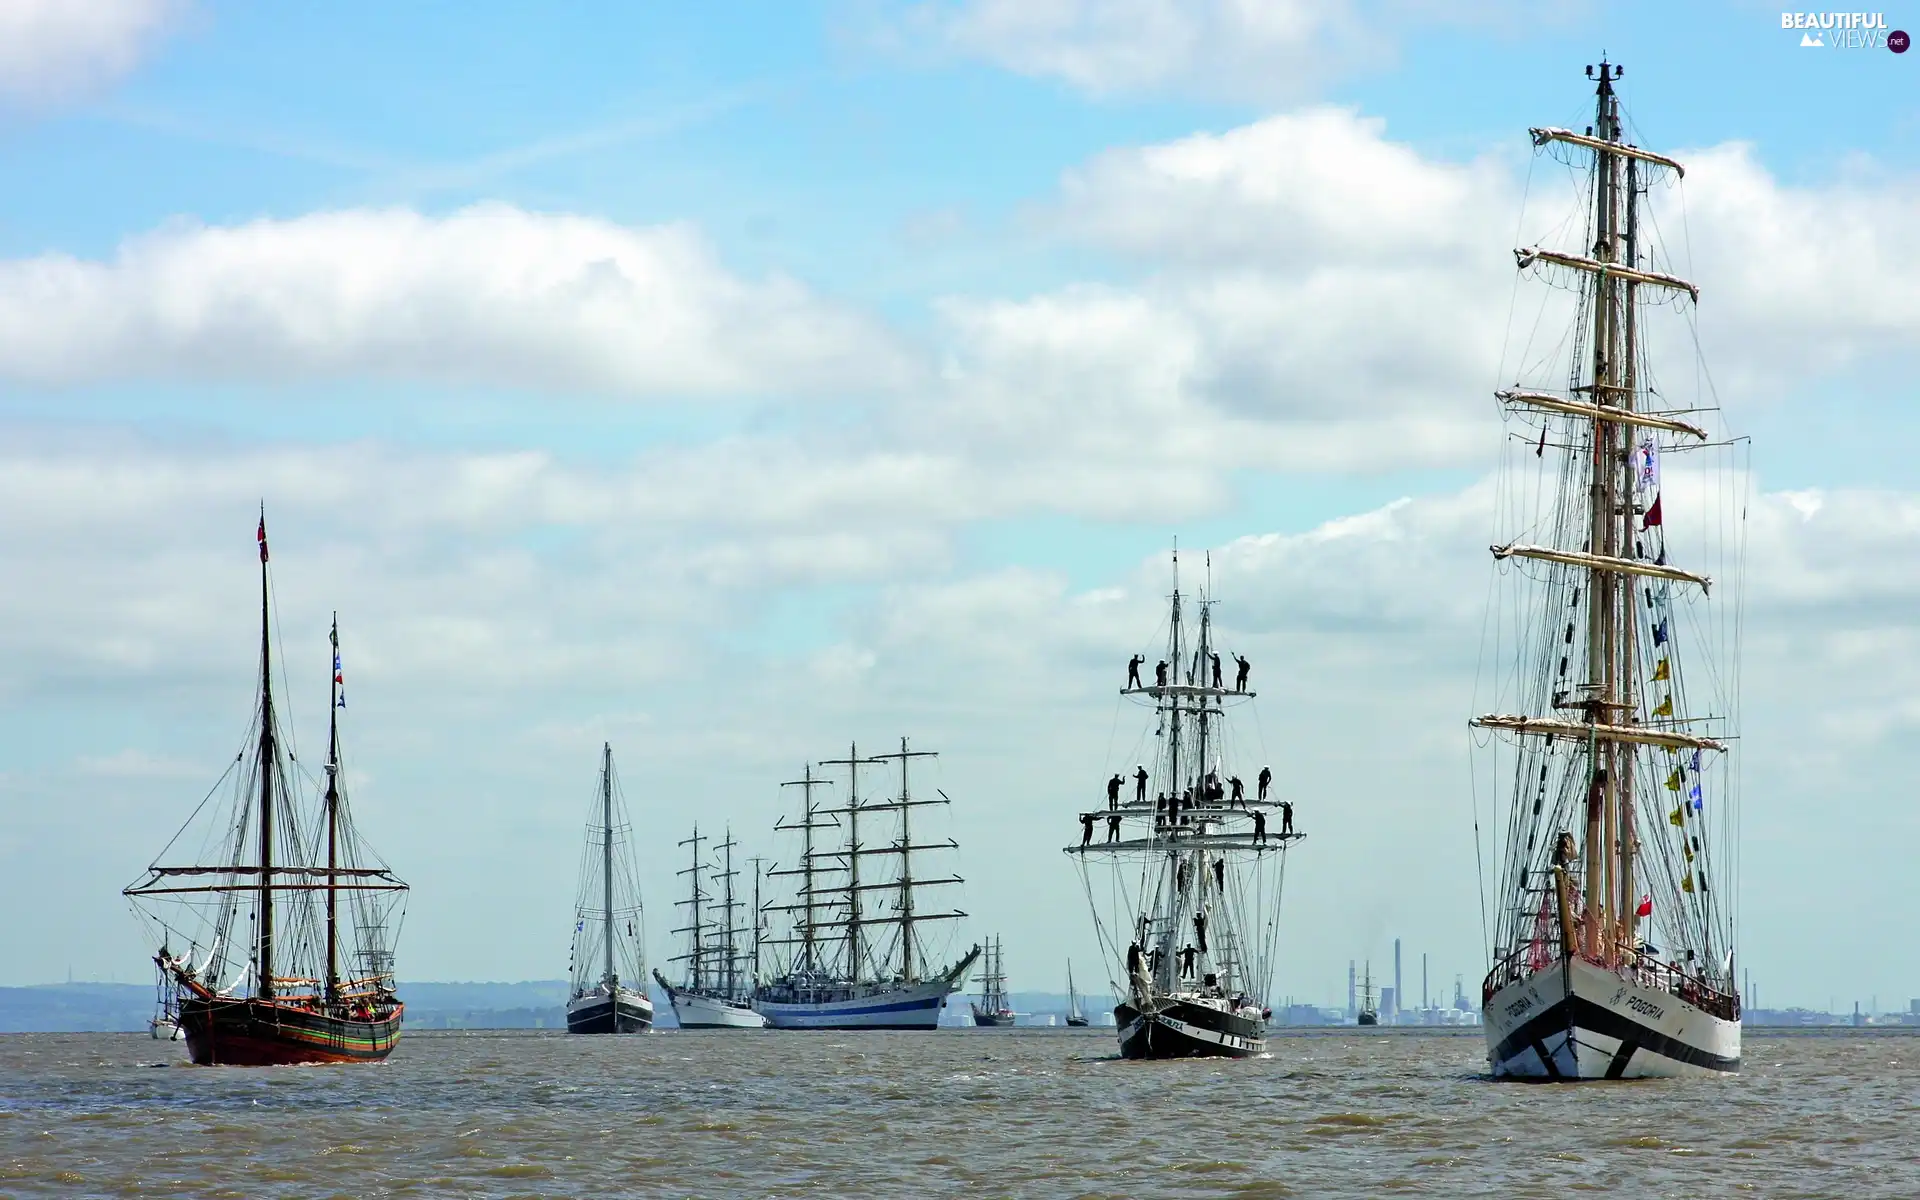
[126,514,409,1066]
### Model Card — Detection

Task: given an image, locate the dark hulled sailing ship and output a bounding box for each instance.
[1473,62,1743,1078]
[125,517,408,1066]
[566,744,654,1033]
[969,936,1014,1027]
[1065,550,1300,1059]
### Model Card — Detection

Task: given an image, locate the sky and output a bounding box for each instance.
[0,0,1916,1013]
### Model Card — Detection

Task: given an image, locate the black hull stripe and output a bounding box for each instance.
[1495,994,1739,1074]
[1115,1001,1263,1060]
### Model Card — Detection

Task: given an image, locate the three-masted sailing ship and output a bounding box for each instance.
[1065,960,1088,1027]
[1065,550,1297,1058]
[969,936,1014,1027]
[653,825,766,1028]
[565,744,654,1033]
[1357,963,1378,1026]
[125,517,408,1065]
[754,741,980,1029]
[1473,60,1743,1078]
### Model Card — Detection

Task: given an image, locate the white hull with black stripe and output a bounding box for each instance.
[566,986,655,1034]
[1116,993,1265,1059]
[1485,956,1739,1080]
[666,985,767,1029]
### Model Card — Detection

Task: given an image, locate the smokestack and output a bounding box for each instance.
[1393,938,1402,1023]
[1423,953,1428,1012]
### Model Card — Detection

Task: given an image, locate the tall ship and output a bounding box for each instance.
[1473,61,1743,1079]
[125,517,408,1065]
[653,826,766,1028]
[1065,550,1299,1058]
[754,741,980,1029]
[1357,963,1378,1027]
[565,745,654,1033]
[1065,961,1088,1027]
[970,936,1014,1027]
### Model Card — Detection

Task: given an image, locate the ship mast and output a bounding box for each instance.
[324,613,341,1004]
[716,827,739,998]
[601,743,615,987]
[255,508,276,1001]
[819,744,870,982]
[749,855,767,988]
[772,767,835,974]
[676,826,708,991]
[865,737,948,982]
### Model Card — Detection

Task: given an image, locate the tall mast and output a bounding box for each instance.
[868,737,939,981]
[1581,60,1626,962]
[718,827,738,998]
[324,612,341,1003]
[750,855,766,987]
[677,825,707,990]
[776,766,833,973]
[601,742,615,986]
[819,744,869,983]
[255,507,276,1000]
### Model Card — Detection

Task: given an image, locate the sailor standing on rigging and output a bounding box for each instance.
[1258,765,1271,802]
[1079,812,1094,846]
[1154,660,1169,687]
[1134,765,1149,804]
[1210,652,1223,690]
[1281,801,1294,836]
[1127,654,1144,690]
[1106,773,1123,810]
[1235,654,1251,693]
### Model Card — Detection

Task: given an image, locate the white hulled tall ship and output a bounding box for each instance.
[754,742,980,1030]
[970,936,1014,1027]
[654,826,766,1028]
[1065,549,1299,1059]
[565,745,654,1034]
[1473,60,1744,1079]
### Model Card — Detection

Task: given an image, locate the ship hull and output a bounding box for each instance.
[668,989,767,1029]
[566,990,654,1034]
[970,1005,1014,1027]
[1066,1017,1088,1027]
[176,995,402,1066]
[1116,995,1265,1059]
[1484,956,1740,1080]
[755,976,959,1030]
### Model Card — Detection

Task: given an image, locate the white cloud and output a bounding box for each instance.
[0,205,917,399]
[0,0,178,104]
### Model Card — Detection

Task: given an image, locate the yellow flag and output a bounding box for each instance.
[1652,658,1670,682]
[1683,842,1694,861]
[1652,695,1675,718]
[1665,769,1683,791]
[1669,808,1683,826]
[1681,873,1695,894]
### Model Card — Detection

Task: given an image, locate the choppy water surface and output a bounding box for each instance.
[4,1028,1918,1197]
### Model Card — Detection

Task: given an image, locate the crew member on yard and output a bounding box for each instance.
[1210,651,1223,689]
[1134,764,1149,804]
[1281,800,1295,836]
[1193,910,1209,953]
[1155,660,1169,687]
[1106,812,1122,843]
[1127,654,1144,689]
[1258,765,1272,802]
[1235,654,1251,692]
[1253,809,1268,845]
[1080,811,1095,846]
[1229,776,1245,807]
[1107,773,1123,809]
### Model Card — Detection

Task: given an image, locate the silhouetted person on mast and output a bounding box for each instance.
[1106,812,1122,843]
[1106,773,1123,809]
[1134,765,1149,803]
[1252,809,1268,845]
[1180,944,1197,979]
[1235,654,1251,692]
[1281,801,1295,836]
[1210,652,1223,689]
[1080,812,1095,846]
[1193,910,1209,953]
[1212,857,1226,893]
[1229,776,1245,807]
[1258,765,1272,801]
[1127,654,1144,689]
[1154,660,1169,687]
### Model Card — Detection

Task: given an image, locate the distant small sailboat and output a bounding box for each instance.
[654,825,766,1029]
[970,936,1015,1027]
[1065,961,1088,1027]
[565,744,654,1034]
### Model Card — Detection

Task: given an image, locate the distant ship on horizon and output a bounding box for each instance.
[970,936,1015,1027]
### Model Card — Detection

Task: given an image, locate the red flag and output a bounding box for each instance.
[1644,493,1663,528]
[1635,894,1653,918]
[257,517,269,563]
